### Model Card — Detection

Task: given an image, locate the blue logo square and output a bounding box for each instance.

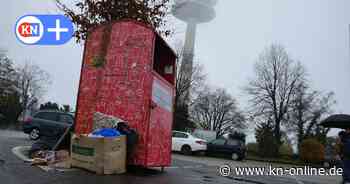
[29,23,40,37]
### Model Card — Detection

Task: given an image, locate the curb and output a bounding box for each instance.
[12,146,32,162]
[11,146,78,172]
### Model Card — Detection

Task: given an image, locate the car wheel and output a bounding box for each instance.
[181,145,192,155]
[231,153,239,161]
[29,128,40,140]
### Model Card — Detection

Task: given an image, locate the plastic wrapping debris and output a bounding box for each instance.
[48,150,71,169]
[93,112,125,130]
[45,151,55,163]
[31,150,70,169]
[89,128,121,138]
[116,122,138,158]
[31,158,47,166]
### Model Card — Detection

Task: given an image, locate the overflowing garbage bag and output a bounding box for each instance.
[116,122,138,157]
[91,112,138,156]
[89,128,121,137]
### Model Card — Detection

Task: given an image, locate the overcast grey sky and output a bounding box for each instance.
[1,1,350,127]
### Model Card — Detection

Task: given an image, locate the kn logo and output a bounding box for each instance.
[15,15,74,45]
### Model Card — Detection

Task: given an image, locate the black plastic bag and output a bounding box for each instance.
[116,122,138,157]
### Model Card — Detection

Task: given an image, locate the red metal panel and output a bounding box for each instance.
[101,22,155,166]
[74,20,175,167]
[146,74,174,166]
[75,26,107,134]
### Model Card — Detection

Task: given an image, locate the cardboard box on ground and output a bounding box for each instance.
[70,112,127,174]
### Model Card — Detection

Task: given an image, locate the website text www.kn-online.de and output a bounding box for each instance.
[218,164,343,177]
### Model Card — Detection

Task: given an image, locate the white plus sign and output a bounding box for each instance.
[47,19,68,41]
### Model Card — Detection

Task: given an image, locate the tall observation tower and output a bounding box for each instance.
[172,0,217,102]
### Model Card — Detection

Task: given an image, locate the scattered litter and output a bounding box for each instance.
[48,150,71,169]
[116,122,138,157]
[17,112,136,174]
[93,112,125,130]
[31,158,47,166]
[30,150,71,169]
[29,136,59,157]
[29,125,72,157]
[12,146,77,172]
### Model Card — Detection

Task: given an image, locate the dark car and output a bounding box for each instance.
[23,111,74,140]
[206,137,246,161]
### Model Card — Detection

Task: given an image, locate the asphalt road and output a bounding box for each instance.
[0,130,342,184]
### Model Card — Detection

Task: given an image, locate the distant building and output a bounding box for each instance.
[172,0,217,103]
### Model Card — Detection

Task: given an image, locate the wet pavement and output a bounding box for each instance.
[0,130,342,184]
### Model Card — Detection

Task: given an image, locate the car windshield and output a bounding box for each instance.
[190,134,202,139]
[192,130,216,142]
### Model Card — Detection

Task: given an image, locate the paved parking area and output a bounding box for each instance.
[172,152,342,184]
[0,130,343,184]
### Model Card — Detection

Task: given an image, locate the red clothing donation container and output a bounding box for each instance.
[74,20,176,167]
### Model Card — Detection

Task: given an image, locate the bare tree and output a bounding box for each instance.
[173,42,206,131]
[16,62,51,118]
[55,0,171,42]
[305,92,335,136]
[245,44,306,147]
[0,51,17,96]
[287,82,317,150]
[62,104,72,112]
[192,88,246,137]
[175,43,206,106]
[287,82,335,150]
[0,51,22,125]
